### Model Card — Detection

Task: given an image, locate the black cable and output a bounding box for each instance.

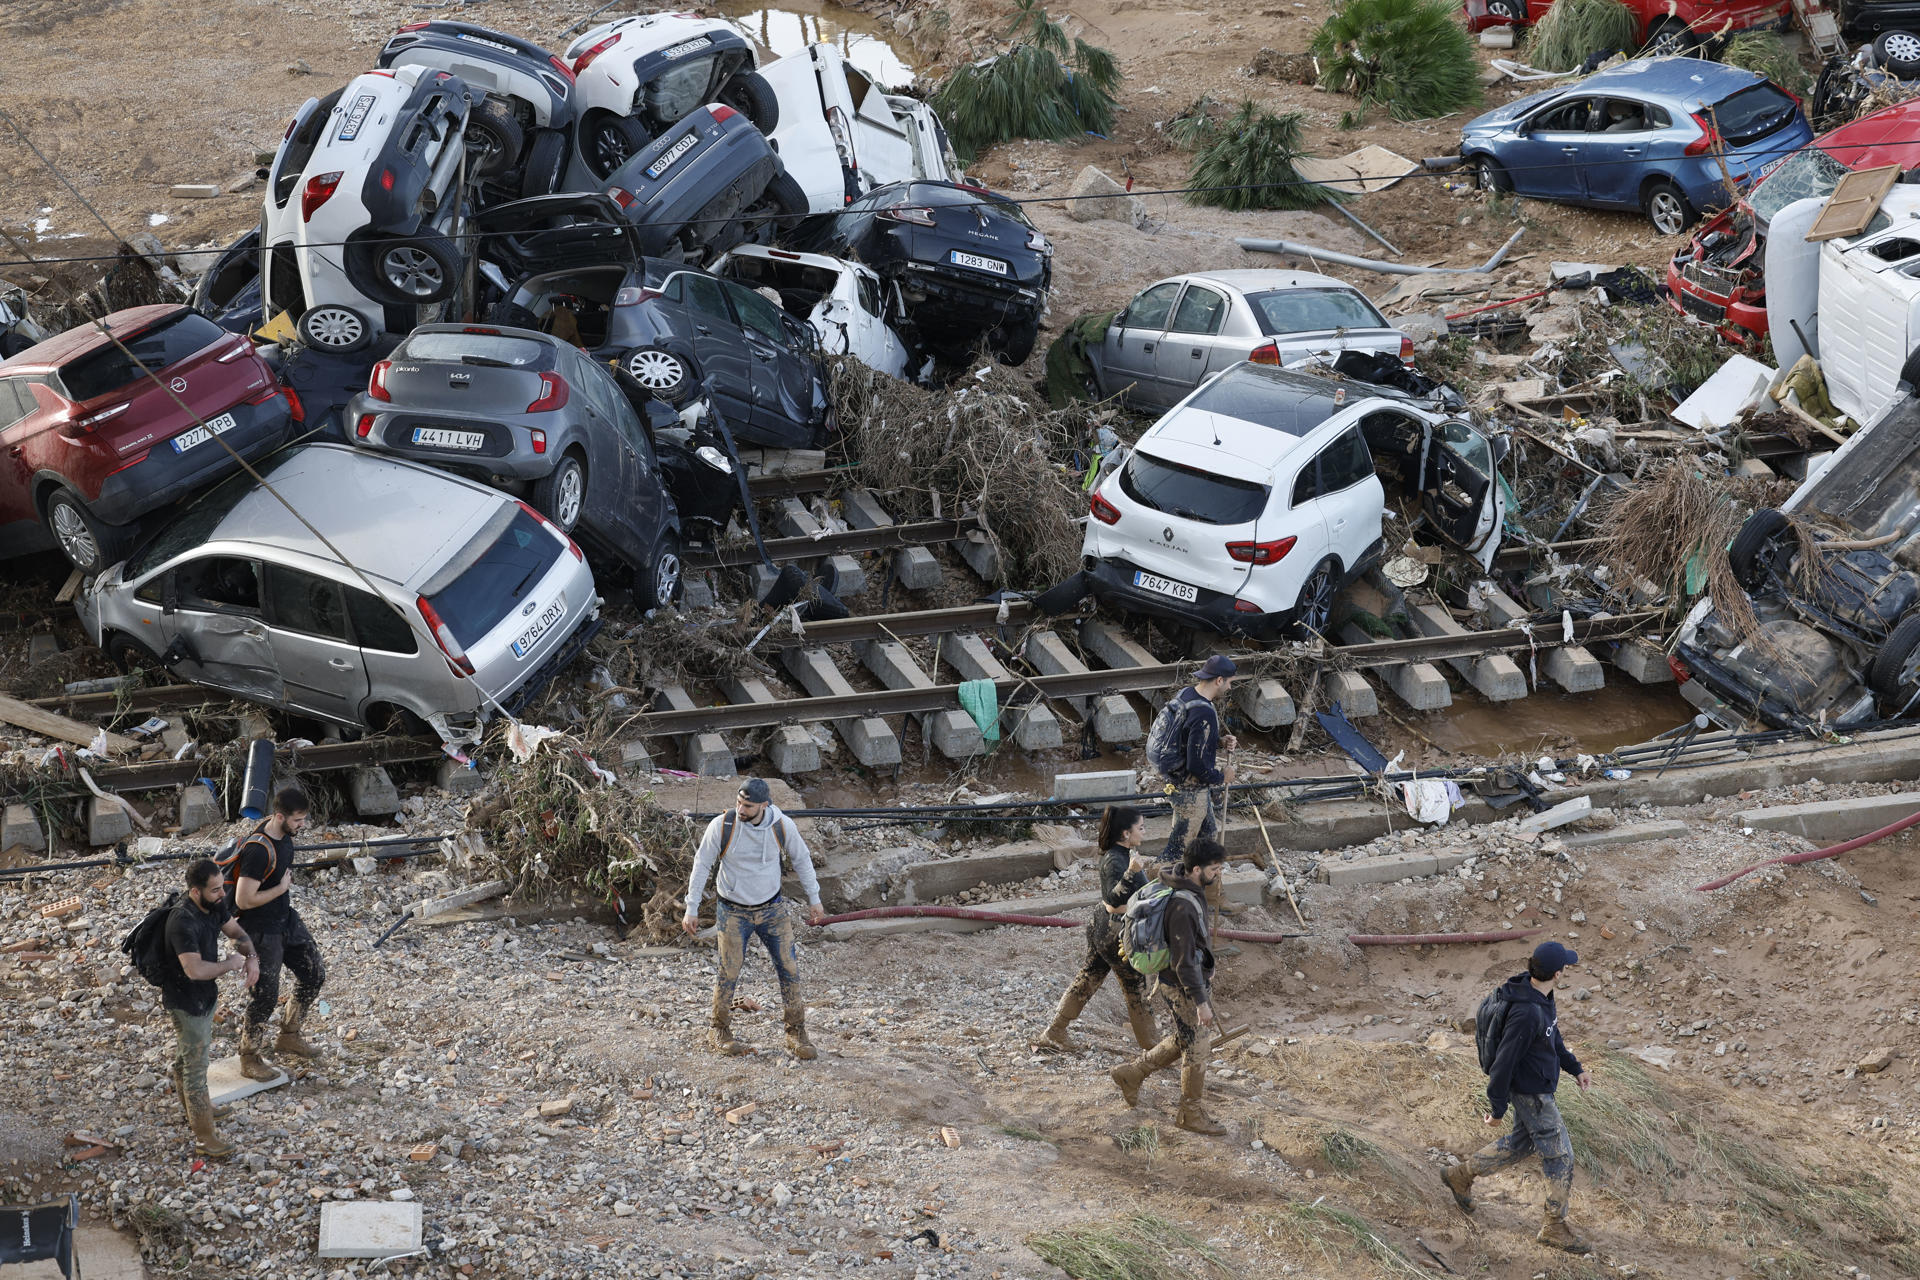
[0,831,455,880]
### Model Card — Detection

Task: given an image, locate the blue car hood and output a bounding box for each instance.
[1463,88,1565,133]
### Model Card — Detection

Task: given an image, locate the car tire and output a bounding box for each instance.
[105,631,161,674]
[519,128,569,198]
[1874,29,1920,78]
[722,71,781,134]
[297,304,374,353]
[466,98,526,179]
[43,489,126,575]
[1485,0,1525,20]
[485,301,543,331]
[1728,507,1791,590]
[1644,18,1693,55]
[366,232,462,304]
[1642,180,1695,236]
[531,452,588,534]
[637,530,685,613]
[1473,155,1509,193]
[622,345,698,406]
[760,170,809,228]
[1292,558,1340,639]
[990,316,1040,366]
[1869,612,1920,701]
[584,112,651,180]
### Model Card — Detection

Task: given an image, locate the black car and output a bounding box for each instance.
[600,104,804,261]
[814,180,1052,364]
[474,192,831,450]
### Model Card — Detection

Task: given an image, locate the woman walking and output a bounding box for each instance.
[1033,805,1161,1052]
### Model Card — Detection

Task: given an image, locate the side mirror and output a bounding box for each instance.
[1490,434,1512,465]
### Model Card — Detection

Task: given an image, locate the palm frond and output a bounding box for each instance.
[1311,0,1482,120]
[1186,101,1339,211]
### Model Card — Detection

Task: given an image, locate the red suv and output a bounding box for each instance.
[1462,0,1789,44]
[0,306,296,573]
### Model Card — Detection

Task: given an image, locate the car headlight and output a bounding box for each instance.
[696,445,732,474]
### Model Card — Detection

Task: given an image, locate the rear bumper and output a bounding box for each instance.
[892,262,1044,331]
[502,610,603,714]
[1085,555,1295,642]
[88,393,294,526]
[348,406,537,472]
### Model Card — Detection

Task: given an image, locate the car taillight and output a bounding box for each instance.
[529,428,547,454]
[880,204,936,227]
[368,359,393,402]
[1249,341,1281,366]
[607,186,638,209]
[572,33,620,75]
[1399,335,1415,362]
[244,384,280,405]
[527,373,568,413]
[613,286,662,307]
[217,341,253,363]
[355,413,376,439]
[709,104,737,123]
[77,403,130,429]
[1226,536,1296,565]
[301,171,343,222]
[517,498,583,559]
[380,168,395,191]
[1089,491,1121,525]
[461,326,501,335]
[1668,656,1693,684]
[1232,599,1262,613]
[1684,113,1720,157]
[416,596,474,676]
[283,115,298,141]
[396,20,429,31]
[282,385,304,423]
[548,54,577,83]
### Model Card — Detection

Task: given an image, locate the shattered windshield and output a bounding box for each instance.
[1750,148,1852,226]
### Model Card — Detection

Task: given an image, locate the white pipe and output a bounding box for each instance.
[1236,228,1524,276]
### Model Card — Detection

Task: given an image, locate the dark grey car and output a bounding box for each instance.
[344,323,686,607]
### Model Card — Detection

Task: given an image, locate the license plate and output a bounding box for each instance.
[411,426,486,451]
[645,132,700,179]
[169,413,238,454]
[339,93,377,142]
[1134,570,1198,603]
[949,250,1008,275]
[663,36,712,58]
[511,598,566,659]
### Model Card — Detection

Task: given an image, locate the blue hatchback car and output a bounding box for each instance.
[1459,58,1812,236]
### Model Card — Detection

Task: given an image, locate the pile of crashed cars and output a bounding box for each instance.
[0,15,1060,740]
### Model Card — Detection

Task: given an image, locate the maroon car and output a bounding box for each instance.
[0,306,296,572]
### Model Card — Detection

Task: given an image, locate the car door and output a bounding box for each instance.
[0,378,44,553]
[1310,425,1385,568]
[1504,98,1595,202]
[344,585,423,725]
[568,353,654,565]
[261,561,369,723]
[1100,281,1182,406]
[722,279,818,446]
[1153,283,1233,400]
[1582,98,1670,209]
[667,271,754,426]
[1423,420,1506,570]
[599,371,675,562]
[156,554,286,704]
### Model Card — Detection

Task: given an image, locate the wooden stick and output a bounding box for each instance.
[1248,796,1306,928]
[1770,389,1849,447]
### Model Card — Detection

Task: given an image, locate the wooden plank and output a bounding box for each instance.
[1806,165,1902,242]
[0,693,136,753]
[408,879,510,921]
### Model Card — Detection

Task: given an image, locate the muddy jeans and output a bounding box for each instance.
[715,897,803,1010]
[1470,1092,1575,1183]
[168,1006,213,1100]
[1140,979,1207,1076]
[1060,909,1152,1017]
[1159,783,1219,864]
[242,911,327,1036]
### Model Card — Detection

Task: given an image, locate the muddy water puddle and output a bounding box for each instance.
[716,0,920,87]
[1407,680,1697,760]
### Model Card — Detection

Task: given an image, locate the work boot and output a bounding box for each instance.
[710,992,751,1056]
[784,1007,818,1061]
[1033,996,1089,1054]
[1442,1162,1477,1213]
[236,1021,278,1082]
[1111,1060,1149,1108]
[1175,1063,1227,1136]
[170,1063,234,1121]
[1537,1176,1591,1254]
[274,999,319,1058]
[186,1088,236,1159]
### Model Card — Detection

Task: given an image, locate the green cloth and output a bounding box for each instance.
[957,678,1001,742]
[1043,309,1118,408]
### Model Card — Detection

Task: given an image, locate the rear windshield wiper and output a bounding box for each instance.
[461,355,513,368]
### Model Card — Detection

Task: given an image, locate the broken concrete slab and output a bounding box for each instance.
[176,783,221,835]
[781,648,901,767]
[1734,791,1920,843]
[1561,819,1690,851]
[1066,164,1144,225]
[207,1055,288,1107]
[26,633,59,665]
[1477,587,1605,693]
[317,1201,423,1260]
[822,866,1267,939]
[656,683,735,776]
[410,879,509,921]
[435,758,485,795]
[939,632,1062,749]
[1053,769,1135,802]
[347,766,401,818]
[1318,850,1439,885]
[1409,603,1527,701]
[1516,795,1592,834]
[3,802,46,853]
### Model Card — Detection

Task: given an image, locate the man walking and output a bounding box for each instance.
[1109,839,1228,1136]
[234,786,327,1080]
[1442,941,1595,1254]
[166,858,258,1158]
[1145,654,1238,916]
[683,778,826,1059]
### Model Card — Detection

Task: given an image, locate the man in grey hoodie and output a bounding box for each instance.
[683,778,826,1059]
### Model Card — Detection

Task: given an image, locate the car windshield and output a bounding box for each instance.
[1119,451,1269,525]
[1748,147,1852,225]
[421,506,562,647]
[1248,287,1386,334]
[399,332,549,367]
[1710,82,1798,146]
[58,310,226,402]
[123,464,263,579]
[1184,364,1346,436]
[904,182,1033,226]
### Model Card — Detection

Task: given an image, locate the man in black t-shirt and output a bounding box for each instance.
[234,785,328,1081]
[165,858,257,1158]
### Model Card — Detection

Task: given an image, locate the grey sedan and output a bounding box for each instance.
[1091,270,1411,410]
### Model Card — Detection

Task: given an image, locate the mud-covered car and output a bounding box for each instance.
[1673,378,1920,730]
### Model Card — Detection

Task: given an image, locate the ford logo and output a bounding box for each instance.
[521,601,537,616]
[169,377,188,394]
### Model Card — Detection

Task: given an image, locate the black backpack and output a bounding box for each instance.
[1145,695,1196,779]
[1474,984,1518,1074]
[122,892,183,990]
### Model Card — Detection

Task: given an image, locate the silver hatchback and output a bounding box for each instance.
[74,443,600,735]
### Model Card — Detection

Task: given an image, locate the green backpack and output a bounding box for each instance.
[1118,880,1199,975]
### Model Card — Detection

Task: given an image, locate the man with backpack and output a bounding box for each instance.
[683,778,825,1060]
[230,785,327,1082]
[1145,655,1238,916]
[1443,941,1595,1254]
[1110,839,1228,1136]
[163,858,258,1158]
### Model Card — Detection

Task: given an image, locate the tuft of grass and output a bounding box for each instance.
[1263,1201,1426,1277]
[929,0,1120,162]
[1185,101,1337,212]
[1117,1123,1162,1160]
[1311,0,1482,120]
[1556,1052,1683,1180]
[1321,1127,1371,1171]
[1528,0,1638,72]
[1719,31,1813,98]
[1027,1213,1229,1280]
[1000,1121,1051,1142]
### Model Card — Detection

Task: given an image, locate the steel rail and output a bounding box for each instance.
[743,468,846,499]
[684,516,984,569]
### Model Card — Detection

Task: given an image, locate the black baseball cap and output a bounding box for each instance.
[738,778,772,803]
[1531,941,1579,974]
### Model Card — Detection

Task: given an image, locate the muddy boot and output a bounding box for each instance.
[274,999,319,1059]
[710,992,751,1056]
[171,1063,234,1121]
[1175,1063,1227,1136]
[237,1021,278,1082]
[1032,978,1094,1053]
[186,1088,236,1159]
[1442,1162,1477,1213]
[1537,1175,1591,1254]
[784,1007,818,1061]
[1110,1060,1149,1108]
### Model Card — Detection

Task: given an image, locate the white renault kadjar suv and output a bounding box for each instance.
[1081,362,1506,640]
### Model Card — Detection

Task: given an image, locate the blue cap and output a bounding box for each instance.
[1532,941,1579,974]
[738,778,772,803]
[1196,655,1238,681]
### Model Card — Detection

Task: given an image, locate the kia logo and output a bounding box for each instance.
[522,601,537,616]
[169,377,188,394]
[1162,527,1174,542]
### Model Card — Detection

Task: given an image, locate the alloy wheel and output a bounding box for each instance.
[304,307,365,349]
[1298,566,1335,636]
[51,503,98,570]
[1649,191,1686,236]
[1886,31,1920,63]
[382,246,447,298]
[653,549,683,610]
[555,463,583,531]
[593,124,635,172]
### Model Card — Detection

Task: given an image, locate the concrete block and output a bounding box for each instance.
[1066,164,1144,225]
[739,446,826,475]
[780,648,900,767]
[176,783,221,835]
[347,766,401,818]
[1733,456,1774,480]
[776,498,866,597]
[235,713,272,742]
[682,576,717,609]
[87,796,133,846]
[1562,819,1690,851]
[657,684,735,776]
[719,675,819,775]
[856,640,982,759]
[899,844,1059,902]
[952,530,1001,581]
[207,1054,288,1106]
[1516,795,1591,833]
[3,803,46,853]
[160,726,191,754]
[1319,669,1378,719]
[618,739,653,772]
[1080,620,1169,710]
[1612,637,1675,683]
[940,632,1062,749]
[1234,678,1296,729]
[1022,632,1091,713]
[435,758,485,795]
[1735,791,1920,843]
[842,489,942,591]
[1409,603,1527,701]
[1092,695,1143,743]
[26,633,59,665]
[747,561,782,602]
[1053,769,1136,802]
[1478,588,1605,693]
[1022,632,1142,740]
[823,554,866,596]
[317,1201,423,1260]
[1317,850,1440,886]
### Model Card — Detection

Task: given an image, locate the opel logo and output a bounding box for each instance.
[169,377,188,394]
[1162,527,1174,542]
[522,601,537,616]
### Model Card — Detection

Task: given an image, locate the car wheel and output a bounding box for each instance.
[105,631,161,674]
[1644,18,1692,55]
[297,304,374,353]
[721,71,781,134]
[1870,613,1920,702]
[1473,155,1509,193]
[1293,559,1339,639]
[465,98,526,179]
[758,170,810,231]
[531,452,587,533]
[1874,29,1920,78]
[1642,180,1695,236]
[622,345,697,405]
[585,112,651,180]
[1485,0,1525,20]
[369,232,461,304]
[637,530,684,612]
[990,316,1040,366]
[1728,507,1791,591]
[519,128,568,199]
[44,489,129,574]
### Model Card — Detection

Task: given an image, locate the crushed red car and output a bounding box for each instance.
[1462,0,1790,43]
[0,305,296,573]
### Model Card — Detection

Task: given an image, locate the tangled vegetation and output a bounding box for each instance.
[1311,0,1482,120]
[1027,1213,1228,1280]
[1527,0,1637,73]
[929,0,1120,161]
[1185,101,1338,211]
[1719,30,1814,98]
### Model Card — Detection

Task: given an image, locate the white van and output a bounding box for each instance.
[1809,184,1920,427]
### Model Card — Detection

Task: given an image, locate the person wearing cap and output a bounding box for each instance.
[1147,654,1239,916]
[1442,941,1595,1255]
[683,779,826,1059]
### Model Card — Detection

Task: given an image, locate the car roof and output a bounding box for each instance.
[0,305,189,373]
[1182,269,1358,293]
[1575,56,1765,102]
[722,244,859,274]
[1139,364,1370,471]
[1817,97,1920,170]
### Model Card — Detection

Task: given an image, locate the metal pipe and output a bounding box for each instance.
[239,739,273,821]
[1236,228,1523,276]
